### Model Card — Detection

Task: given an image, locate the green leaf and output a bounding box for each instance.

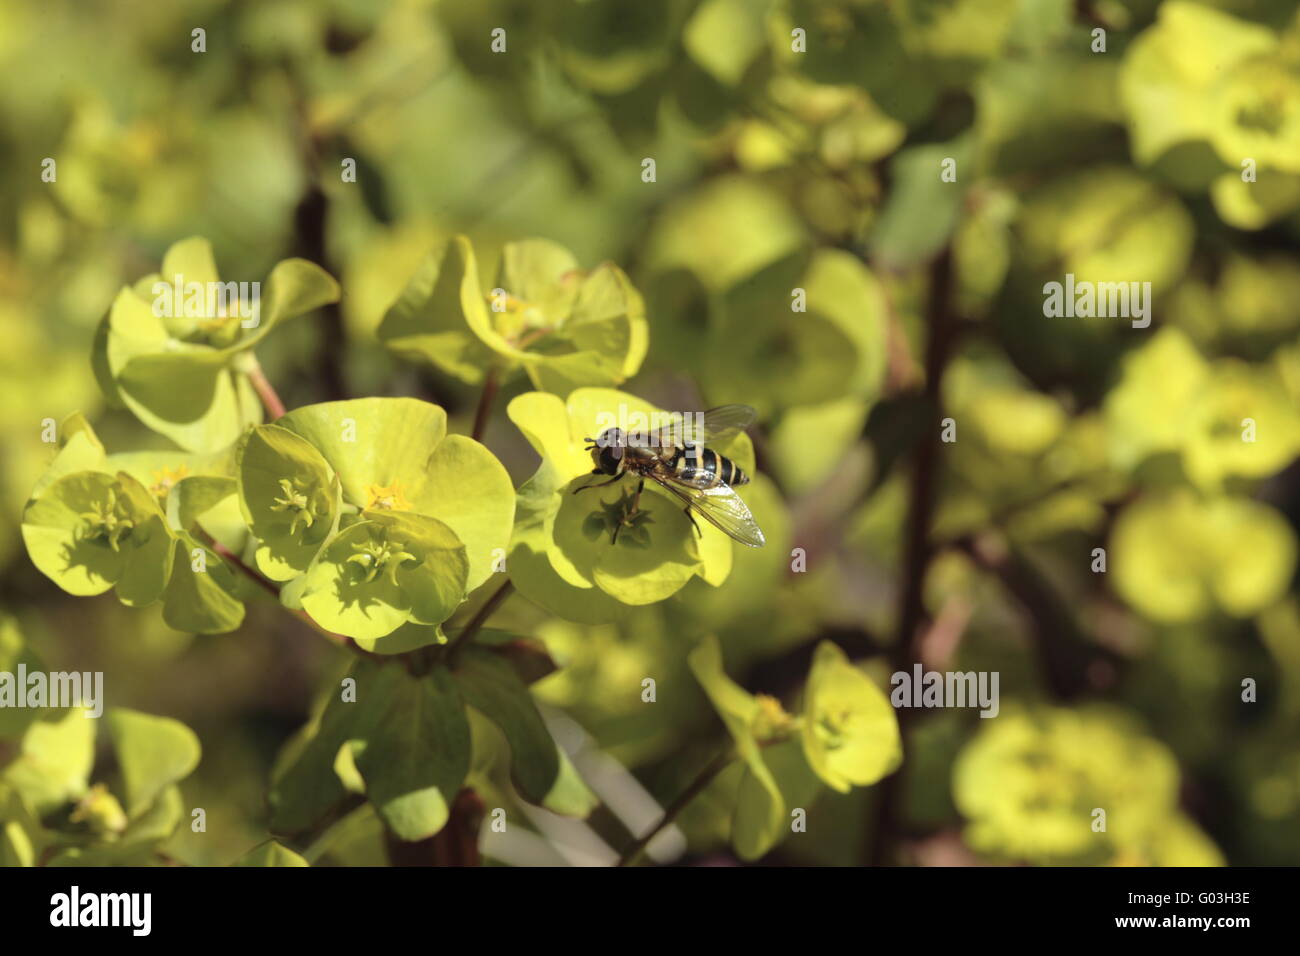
[498,238,579,316]
[22,472,123,595]
[351,666,471,841]
[734,738,824,861]
[419,435,517,592]
[232,840,310,867]
[0,618,47,738]
[167,475,237,532]
[117,784,185,847]
[380,235,647,394]
[769,400,871,494]
[644,175,806,292]
[161,235,220,288]
[870,136,972,269]
[351,622,448,655]
[247,257,344,346]
[1210,168,1300,230]
[279,398,448,505]
[731,758,785,862]
[29,413,108,501]
[507,392,591,478]
[708,251,887,414]
[683,0,767,86]
[2,708,95,814]
[541,747,600,818]
[270,663,387,836]
[0,821,35,867]
[105,708,201,819]
[453,647,562,806]
[377,235,496,385]
[162,534,246,634]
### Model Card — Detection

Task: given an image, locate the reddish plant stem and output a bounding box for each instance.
[245,354,287,420]
[617,750,733,867]
[196,530,375,659]
[471,366,501,443]
[200,533,279,599]
[447,579,514,663]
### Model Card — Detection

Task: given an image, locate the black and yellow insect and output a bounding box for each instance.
[576,404,766,548]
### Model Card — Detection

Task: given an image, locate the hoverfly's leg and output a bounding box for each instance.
[613,481,644,541]
[572,473,623,494]
[683,506,702,537]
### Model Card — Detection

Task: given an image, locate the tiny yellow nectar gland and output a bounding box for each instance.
[149,463,191,499]
[753,693,796,741]
[365,481,412,512]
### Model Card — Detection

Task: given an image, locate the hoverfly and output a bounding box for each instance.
[575,404,766,548]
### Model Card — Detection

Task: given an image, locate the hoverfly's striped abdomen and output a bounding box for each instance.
[674,445,748,487]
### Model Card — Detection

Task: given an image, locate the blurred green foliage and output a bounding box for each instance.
[2,0,1299,867]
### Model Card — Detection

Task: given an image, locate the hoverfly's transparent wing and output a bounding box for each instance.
[658,404,756,449]
[648,473,766,548]
[696,404,756,445]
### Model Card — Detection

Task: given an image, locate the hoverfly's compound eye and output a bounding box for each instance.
[583,437,622,475]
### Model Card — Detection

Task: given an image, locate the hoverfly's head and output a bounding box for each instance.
[584,428,625,475]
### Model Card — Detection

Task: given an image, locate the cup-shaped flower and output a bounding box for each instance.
[800,641,901,793]
[506,388,756,609]
[688,636,821,861]
[95,236,341,452]
[237,425,341,582]
[378,235,647,394]
[2,702,201,864]
[22,470,174,606]
[22,413,249,634]
[953,707,1222,865]
[247,398,515,644]
[300,512,469,642]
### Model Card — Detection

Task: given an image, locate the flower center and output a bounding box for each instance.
[364,481,412,512]
[815,709,854,751]
[753,694,796,741]
[79,489,135,551]
[148,464,190,500]
[346,535,418,585]
[271,477,324,535]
